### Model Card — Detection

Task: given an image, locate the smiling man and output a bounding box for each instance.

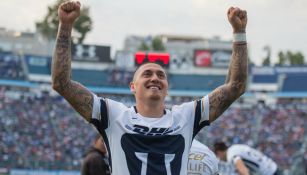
[51,1,248,175]
[131,63,168,116]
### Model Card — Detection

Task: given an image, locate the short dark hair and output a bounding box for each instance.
[134,62,164,74]
[132,62,168,82]
[214,142,228,153]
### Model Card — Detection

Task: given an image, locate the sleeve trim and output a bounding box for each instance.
[201,95,210,123]
[91,93,101,121]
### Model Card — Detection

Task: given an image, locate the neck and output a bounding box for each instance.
[135,100,165,118]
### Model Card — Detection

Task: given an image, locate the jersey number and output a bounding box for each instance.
[121,133,185,175]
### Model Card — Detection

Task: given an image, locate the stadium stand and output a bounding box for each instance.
[168,74,225,90]
[0,52,26,80]
[281,74,307,92]
[200,99,307,174]
[252,74,278,84]
[24,55,51,75]
[1,50,307,174]
[1,86,306,174]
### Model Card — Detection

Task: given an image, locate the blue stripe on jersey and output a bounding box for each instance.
[193,100,210,138]
[241,158,260,173]
[90,99,113,173]
[100,99,108,129]
[121,133,185,175]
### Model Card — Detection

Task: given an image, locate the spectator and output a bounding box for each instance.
[214,142,281,175]
[0,52,25,80]
[188,139,219,175]
[81,135,110,175]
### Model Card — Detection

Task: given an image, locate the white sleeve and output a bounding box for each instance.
[91,93,101,120]
[227,146,242,164]
[200,95,209,123]
[191,95,210,137]
[232,156,242,164]
[90,94,128,131]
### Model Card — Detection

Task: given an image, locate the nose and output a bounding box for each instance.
[150,73,159,82]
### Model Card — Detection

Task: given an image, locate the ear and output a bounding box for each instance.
[130,82,136,93]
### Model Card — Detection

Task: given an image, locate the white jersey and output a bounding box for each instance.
[227,144,277,175]
[188,140,219,175]
[91,94,210,175]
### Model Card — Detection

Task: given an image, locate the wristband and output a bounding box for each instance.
[233,33,247,43]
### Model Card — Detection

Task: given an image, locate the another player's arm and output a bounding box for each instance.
[51,1,93,122]
[208,7,248,122]
[235,159,250,175]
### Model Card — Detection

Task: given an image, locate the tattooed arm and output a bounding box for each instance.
[52,1,93,121]
[208,7,248,122]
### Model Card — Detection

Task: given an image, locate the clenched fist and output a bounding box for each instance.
[58,1,81,25]
[227,7,247,33]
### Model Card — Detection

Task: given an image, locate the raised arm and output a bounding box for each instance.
[235,159,250,175]
[51,1,93,121]
[208,7,248,122]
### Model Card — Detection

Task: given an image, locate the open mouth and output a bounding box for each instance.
[146,85,161,90]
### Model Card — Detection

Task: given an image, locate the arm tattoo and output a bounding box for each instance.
[229,43,248,93]
[52,24,93,121]
[209,43,247,122]
[52,24,72,90]
[209,86,233,122]
[62,81,93,120]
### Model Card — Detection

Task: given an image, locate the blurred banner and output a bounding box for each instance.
[194,49,231,67]
[251,66,307,75]
[72,44,111,63]
[134,52,170,68]
[24,55,51,75]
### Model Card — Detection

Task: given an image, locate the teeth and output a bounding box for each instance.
[148,85,160,90]
[147,85,161,90]
[150,86,159,90]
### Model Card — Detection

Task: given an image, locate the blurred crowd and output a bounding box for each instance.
[204,100,307,172]
[0,87,94,170]
[0,53,25,80]
[108,68,134,87]
[0,87,306,172]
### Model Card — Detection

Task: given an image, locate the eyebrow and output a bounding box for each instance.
[133,66,168,82]
[142,69,166,75]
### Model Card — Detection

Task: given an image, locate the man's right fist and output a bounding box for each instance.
[227,7,247,33]
[58,1,81,24]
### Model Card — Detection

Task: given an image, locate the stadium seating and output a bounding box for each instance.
[1,87,306,172]
[1,52,306,173]
[281,74,307,92]
[0,52,25,80]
